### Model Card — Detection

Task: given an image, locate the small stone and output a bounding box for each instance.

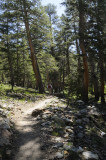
[66,128,73,133]
[77,132,84,138]
[2,129,11,138]
[76,119,82,124]
[55,137,63,142]
[63,118,72,125]
[64,133,69,138]
[37,116,41,120]
[64,144,72,151]
[32,109,43,117]
[52,116,65,126]
[0,108,3,113]
[52,143,63,148]
[82,151,99,160]
[76,100,85,105]
[65,126,71,129]
[101,131,106,137]
[55,152,64,159]
[6,150,11,155]
[79,126,83,129]
[2,104,7,108]
[48,128,53,132]
[42,115,48,119]
[87,106,92,110]
[41,121,51,126]
[82,118,89,123]
[77,146,84,153]
[70,133,75,138]
[0,137,9,146]
[80,109,87,114]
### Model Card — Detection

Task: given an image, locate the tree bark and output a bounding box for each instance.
[6,19,14,90]
[22,0,44,93]
[16,23,19,86]
[90,59,99,101]
[79,0,89,102]
[97,0,105,103]
[73,20,82,97]
[99,51,105,103]
[66,45,70,75]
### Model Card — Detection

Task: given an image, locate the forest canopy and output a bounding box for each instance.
[0,0,105,103]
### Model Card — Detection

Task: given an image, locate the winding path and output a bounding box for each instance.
[11,96,59,160]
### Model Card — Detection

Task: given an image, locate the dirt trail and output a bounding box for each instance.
[11,96,59,160]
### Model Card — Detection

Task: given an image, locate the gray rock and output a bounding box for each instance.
[55,152,64,159]
[76,100,85,105]
[82,151,99,159]
[64,133,69,138]
[76,119,82,124]
[2,104,7,108]
[66,128,73,133]
[52,143,63,148]
[55,137,63,142]
[41,127,47,131]
[30,97,35,101]
[0,118,10,129]
[63,117,72,125]
[0,137,9,146]
[52,116,65,126]
[80,109,87,114]
[101,131,106,137]
[76,146,84,153]
[42,114,48,119]
[89,110,100,116]
[41,121,51,126]
[2,129,11,138]
[76,112,82,117]
[37,116,41,120]
[77,132,84,138]
[64,145,78,152]
[70,146,78,152]
[65,126,71,129]
[87,106,92,110]
[64,144,73,151]
[6,150,11,155]
[48,127,53,132]
[7,104,13,111]
[82,118,89,123]
[69,133,75,137]
[78,126,83,129]
[0,108,3,113]
[32,109,43,117]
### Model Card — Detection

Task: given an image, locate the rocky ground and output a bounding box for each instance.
[0,96,106,160]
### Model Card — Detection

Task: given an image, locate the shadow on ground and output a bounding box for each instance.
[3,99,106,160]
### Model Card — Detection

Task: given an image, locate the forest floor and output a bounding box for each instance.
[0,92,106,160]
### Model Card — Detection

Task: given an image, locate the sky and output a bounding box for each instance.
[41,0,65,16]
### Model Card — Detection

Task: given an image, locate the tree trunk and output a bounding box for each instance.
[66,46,70,75]
[90,59,99,101]
[79,0,89,102]
[97,0,105,103]
[6,19,14,90]
[73,20,82,97]
[22,50,25,87]
[16,23,19,86]
[64,35,70,75]
[99,52,105,103]
[22,0,44,93]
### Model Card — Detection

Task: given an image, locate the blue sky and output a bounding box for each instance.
[41,0,65,16]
